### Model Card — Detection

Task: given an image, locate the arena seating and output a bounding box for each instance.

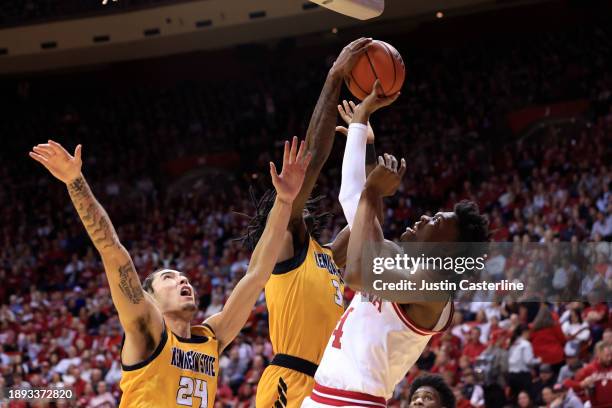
[0,21,610,407]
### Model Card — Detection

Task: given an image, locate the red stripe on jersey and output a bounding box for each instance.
[311,394,383,407]
[312,382,386,407]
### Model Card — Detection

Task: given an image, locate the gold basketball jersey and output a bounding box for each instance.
[120,324,218,408]
[265,236,345,364]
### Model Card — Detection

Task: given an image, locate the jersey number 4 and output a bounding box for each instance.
[331,307,354,349]
[176,376,208,407]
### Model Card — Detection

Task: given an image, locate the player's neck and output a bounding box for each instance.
[164,313,191,338]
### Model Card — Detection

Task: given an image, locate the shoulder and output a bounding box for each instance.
[273,233,311,275]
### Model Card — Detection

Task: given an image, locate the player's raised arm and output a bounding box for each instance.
[344,154,407,293]
[332,82,399,266]
[205,137,311,352]
[288,38,372,233]
[29,141,163,354]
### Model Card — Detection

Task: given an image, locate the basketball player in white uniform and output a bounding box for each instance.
[301,81,489,408]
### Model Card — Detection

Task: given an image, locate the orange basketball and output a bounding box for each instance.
[345,40,405,100]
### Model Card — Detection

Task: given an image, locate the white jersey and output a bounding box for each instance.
[310,292,453,405]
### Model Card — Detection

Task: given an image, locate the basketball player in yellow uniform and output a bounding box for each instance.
[29,137,312,407]
[245,38,379,408]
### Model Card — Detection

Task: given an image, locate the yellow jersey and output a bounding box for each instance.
[265,235,345,365]
[120,324,218,408]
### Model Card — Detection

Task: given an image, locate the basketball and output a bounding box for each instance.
[346,40,405,100]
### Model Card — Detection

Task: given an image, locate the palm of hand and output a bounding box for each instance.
[337,100,375,143]
[270,137,311,204]
[365,155,406,197]
[368,167,400,196]
[274,165,305,203]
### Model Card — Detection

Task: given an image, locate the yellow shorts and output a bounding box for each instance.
[256,364,315,408]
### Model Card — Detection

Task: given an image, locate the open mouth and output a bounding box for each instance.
[180,287,192,297]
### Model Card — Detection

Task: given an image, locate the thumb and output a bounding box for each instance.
[373,79,384,97]
[336,126,348,136]
[368,79,381,98]
[269,162,280,181]
[74,144,82,161]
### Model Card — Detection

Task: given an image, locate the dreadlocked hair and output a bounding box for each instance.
[237,187,332,252]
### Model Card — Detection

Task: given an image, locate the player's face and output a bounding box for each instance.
[151,270,197,314]
[409,386,444,407]
[401,212,459,243]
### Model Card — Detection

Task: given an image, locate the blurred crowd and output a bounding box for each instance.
[0,20,611,408]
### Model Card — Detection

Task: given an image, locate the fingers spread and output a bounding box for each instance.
[296,139,306,163]
[283,140,290,166]
[289,136,298,164]
[384,153,392,168]
[342,100,350,115]
[302,151,313,170]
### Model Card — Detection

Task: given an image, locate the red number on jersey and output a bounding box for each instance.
[331,307,354,349]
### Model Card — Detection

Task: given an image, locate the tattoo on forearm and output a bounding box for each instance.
[305,74,342,153]
[118,262,144,304]
[293,75,342,216]
[67,175,119,251]
[68,177,87,198]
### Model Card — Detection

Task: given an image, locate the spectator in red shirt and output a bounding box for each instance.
[530,304,566,371]
[463,327,486,363]
[565,340,612,408]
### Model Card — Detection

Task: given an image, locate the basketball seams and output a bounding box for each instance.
[379,41,398,95]
[347,40,404,100]
[348,73,369,100]
[364,50,381,95]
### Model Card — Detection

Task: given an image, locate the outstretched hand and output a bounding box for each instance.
[330,37,373,79]
[270,136,312,204]
[29,140,83,184]
[335,99,375,143]
[359,79,400,116]
[364,153,407,197]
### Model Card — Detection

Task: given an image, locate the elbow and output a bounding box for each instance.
[247,268,270,289]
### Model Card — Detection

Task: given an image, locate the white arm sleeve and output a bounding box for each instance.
[338,123,368,229]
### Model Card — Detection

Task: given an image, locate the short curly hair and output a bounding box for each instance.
[454,200,489,243]
[408,374,456,408]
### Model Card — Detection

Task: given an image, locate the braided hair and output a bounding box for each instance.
[238,187,332,251]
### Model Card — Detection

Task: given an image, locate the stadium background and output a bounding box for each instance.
[0,0,611,406]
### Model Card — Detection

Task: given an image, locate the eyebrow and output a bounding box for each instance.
[413,390,436,400]
[160,271,179,279]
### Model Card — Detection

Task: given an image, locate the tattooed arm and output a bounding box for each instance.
[281,38,372,260]
[30,141,163,364]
